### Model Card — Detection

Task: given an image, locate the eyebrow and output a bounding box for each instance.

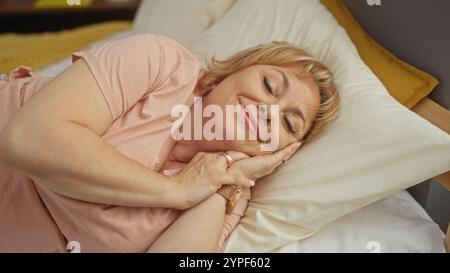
[274,68,290,93]
[273,68,307,132]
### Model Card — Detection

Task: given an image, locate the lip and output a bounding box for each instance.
[237,97,260,141]
[244,106,259,138]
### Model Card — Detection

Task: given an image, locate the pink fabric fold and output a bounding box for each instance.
[0,33,249,253]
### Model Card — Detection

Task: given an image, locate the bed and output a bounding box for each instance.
[4,0,450,253]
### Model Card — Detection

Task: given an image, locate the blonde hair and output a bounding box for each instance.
[197,41,340,142]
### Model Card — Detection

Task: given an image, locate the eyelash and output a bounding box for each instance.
[284,116,295,134]
[263,76,274,95]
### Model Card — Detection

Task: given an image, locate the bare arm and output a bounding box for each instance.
[0,60,254,209]
[146,145,300,253]
[0,60,179,208]
[148,193,227,253]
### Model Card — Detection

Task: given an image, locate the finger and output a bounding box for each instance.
[224,142,301,180]
[221,171,255,187]
[278,142,302,160]
[283,142,302,162]
[225,151,250,162]
[212,152,232,170]
[259,142,301,167]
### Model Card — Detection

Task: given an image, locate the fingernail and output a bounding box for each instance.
[249,180,255,187]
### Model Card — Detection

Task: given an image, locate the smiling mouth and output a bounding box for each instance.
[237,97,266,142]
[244,107,258,137]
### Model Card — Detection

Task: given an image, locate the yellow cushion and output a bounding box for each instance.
[321,0,439,108]
[34,0,94,9]
[0,21,131,74]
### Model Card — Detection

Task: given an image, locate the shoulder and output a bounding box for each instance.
[131,33,201,65]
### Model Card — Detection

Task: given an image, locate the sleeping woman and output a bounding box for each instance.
[0,33,339,252]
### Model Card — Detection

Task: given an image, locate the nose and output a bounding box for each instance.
[259,102,281,120]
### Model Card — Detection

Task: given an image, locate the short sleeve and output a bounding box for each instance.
[72,33,201,121]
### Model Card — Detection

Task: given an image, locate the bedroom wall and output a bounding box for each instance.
[341,0,450,109]
[341,0,450,232]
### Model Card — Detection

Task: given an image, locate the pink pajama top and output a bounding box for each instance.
[0,33,249,252]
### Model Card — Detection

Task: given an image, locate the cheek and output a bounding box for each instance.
[277,126,297,149]
[226,140,265,156]
[206,83,240,106]
[231,73,261,95]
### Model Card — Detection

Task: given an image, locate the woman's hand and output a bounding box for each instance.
[227,142,301,181]
[171,142,301,210]
[170,151,254,210]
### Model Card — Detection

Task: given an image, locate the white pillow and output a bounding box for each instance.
[132,0,236,47]
[188,0,450,252]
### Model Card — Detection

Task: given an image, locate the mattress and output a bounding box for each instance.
[36,30,445,253]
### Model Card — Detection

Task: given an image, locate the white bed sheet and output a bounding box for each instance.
[274,190,445,253]
[36,30,445,253]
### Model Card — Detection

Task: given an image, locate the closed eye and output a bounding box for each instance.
[263,76,274,95]
[284,115,296,134]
